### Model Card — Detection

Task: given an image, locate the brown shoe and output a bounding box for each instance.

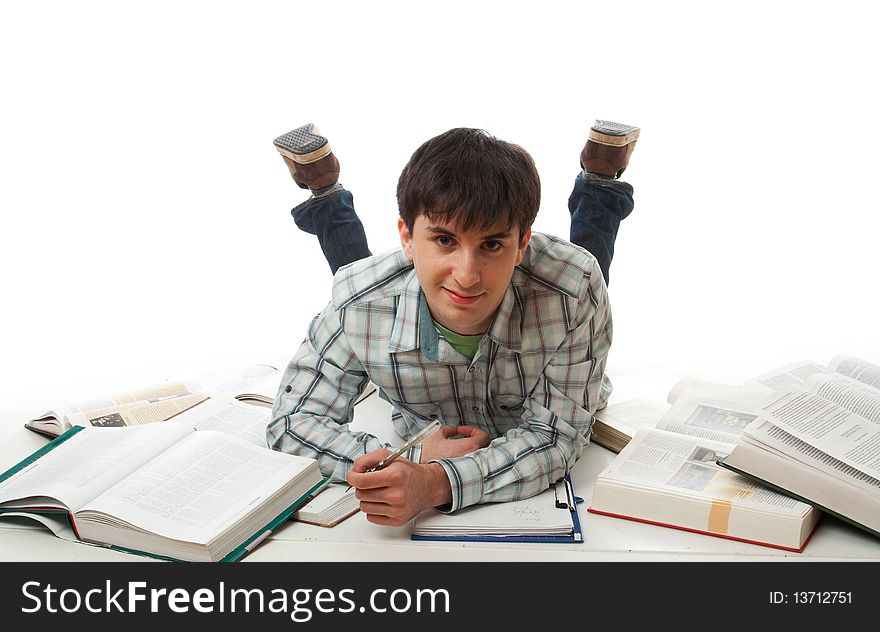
[273,123,340,190]
[580,120,640,179]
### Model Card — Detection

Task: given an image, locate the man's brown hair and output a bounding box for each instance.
[397,128,541,238]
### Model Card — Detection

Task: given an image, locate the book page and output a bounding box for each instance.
[66,392,209,429]
[294,483,358,525]
[739,419,880,497]
[25,381,204,434]
[58,381,203,419]
[166,396,271,447]
[806,374,880,423]
[654,384,770,444]
[828,355,880,389]
[297,483,354,515]
[602,429,804,511]
[80,431,316,543]
[745,361,831,393]
[0,512,77,540]
[760,390,880,480]
[0,424,191,512]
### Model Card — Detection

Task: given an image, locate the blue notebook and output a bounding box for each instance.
[411,475,583,544]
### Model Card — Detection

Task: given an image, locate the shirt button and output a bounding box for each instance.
[467,367,475,374]
[285,385,292,393]
[471,406,479,413]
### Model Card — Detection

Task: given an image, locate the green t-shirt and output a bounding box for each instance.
[433,320,483,361]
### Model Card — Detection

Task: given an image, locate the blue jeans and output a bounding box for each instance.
[567,172,634,285]
[292,172,634,285]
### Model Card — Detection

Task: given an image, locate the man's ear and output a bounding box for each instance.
[398,217,414,262]
[514,229,532,265]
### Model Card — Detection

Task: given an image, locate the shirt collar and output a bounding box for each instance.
[386,270,424,355]
[485,282,522,353]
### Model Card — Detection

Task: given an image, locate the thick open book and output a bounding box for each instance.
[589,424,821,551]
[588,379,822,551]
[591,353,879,453]
[25,364,377,439]
[411,476,582,543]
[719,355,880,539]
[591,378,771,453]
[0,422,323,561]
[24,381,210,439]
[293,483,359,527]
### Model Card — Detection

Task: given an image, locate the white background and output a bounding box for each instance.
[2,1,878,421]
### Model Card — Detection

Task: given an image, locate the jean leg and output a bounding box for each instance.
[568,172,634,285]
[291,187,372,274]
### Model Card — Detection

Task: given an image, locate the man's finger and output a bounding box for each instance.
[347,459,410,489]
[347,470,388,490]
[354,486,395,503]
[438,426,459,438]
[358,500,393,517]
[351,448,391,473]
[364,513,407,527]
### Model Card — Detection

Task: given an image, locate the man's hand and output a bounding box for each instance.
[347,449,453,526]
[419,425,490,462]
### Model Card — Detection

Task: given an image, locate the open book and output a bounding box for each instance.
[588,380,822,551]
[0,422,323,561]
[592,379,771,452]
[25,364,378,439]
[591,353,880,453]
[293,483,359,527]
[719,355,880,538]
[24,381,210,439]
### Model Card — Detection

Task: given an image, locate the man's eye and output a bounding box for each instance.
[484,240,502,251]
[434,235,453,247]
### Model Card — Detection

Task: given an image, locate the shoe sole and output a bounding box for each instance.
[589,120,640,147]
[273,124,332,165]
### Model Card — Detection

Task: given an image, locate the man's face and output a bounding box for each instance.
[398,213,531,335]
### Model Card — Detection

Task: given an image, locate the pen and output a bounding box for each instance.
[366,419,442,472]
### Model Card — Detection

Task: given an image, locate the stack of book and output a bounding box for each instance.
[588,354,880,550]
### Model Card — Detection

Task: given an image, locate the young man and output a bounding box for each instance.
[268,123,637,526]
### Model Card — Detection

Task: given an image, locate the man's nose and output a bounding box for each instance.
[452,250,481,289]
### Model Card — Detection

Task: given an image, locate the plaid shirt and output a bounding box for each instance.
[268,232,613,511]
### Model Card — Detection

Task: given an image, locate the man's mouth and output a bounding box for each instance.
[443,288,482,305]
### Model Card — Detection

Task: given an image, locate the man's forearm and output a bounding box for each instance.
[268,411,386,480]
[422,462,453,508]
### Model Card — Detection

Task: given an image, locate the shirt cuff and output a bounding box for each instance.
[404,444,422,465]
[428,457,482,513]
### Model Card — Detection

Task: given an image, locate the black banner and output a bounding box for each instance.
[0,562,874,628]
